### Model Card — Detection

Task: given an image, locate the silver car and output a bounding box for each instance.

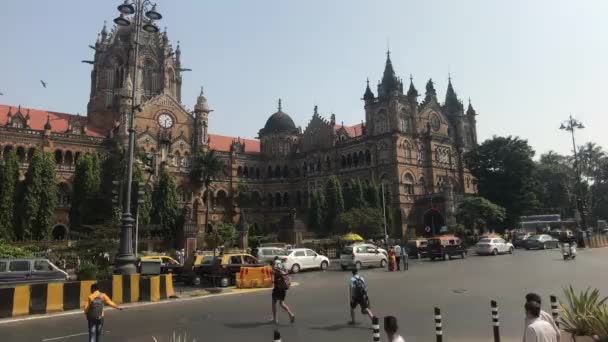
[255,247,288,265]
[340,244,388,270]
[475,238,514,256]
[282,248,330,273]
[0,258,69,284]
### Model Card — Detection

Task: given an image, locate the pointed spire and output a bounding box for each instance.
[278,98,282,112]
[175,40,181,56]
[466,98,477,116]
[195,85,210,112]
[422,78,437,105]
[444,76,463,114]
[162,27,169,45]
[313,105,319,116]
[25,109,30,120]
[44,115,52,130]
[407,74,418,98]
[363,78,374,101]
[101,21,108,41]
[381,50,399,94]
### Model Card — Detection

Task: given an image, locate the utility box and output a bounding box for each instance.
[139,259,161,275]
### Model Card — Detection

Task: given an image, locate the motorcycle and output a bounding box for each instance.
[561,242,577,260]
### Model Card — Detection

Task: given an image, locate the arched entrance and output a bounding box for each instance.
[423,208,445,236]
[52,224,68,240]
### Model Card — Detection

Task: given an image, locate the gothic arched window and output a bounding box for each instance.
[403,173,415,195]
[375,110,388,134]
[404,142,412,160]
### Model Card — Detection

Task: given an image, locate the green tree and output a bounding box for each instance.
[533,151,575,218]
[465,136,539,227]
[351,179,367,209]
[151,166,179,237]
[364,181,380,208]
[70,154,101,229]
[99,140,126,221]
[334,207,385,239]
[17,151,58,240]
[324,176,344,232]
[456,196,506,234]
[0,151,20,239]
[132,164,152,225]
[307,191,324,233]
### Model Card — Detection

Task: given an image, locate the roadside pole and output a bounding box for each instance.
[381,183,388,248]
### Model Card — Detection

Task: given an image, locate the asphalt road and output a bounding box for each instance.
[2,247,607,342]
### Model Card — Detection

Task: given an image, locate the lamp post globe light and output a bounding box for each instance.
[112,0,162,275]
[559,115,587,230]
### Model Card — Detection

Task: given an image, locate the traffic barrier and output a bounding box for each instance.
[550,295,559,328]
[491,300,500,342]
[237,266,273,289]
[372,316,380,341]
[434,307,443,342]
[0,273,174,318]
[274,330,281,342]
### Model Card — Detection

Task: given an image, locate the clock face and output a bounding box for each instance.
[430,115,440,132]
[158,113,174,129]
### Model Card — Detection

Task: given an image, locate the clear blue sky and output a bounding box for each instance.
[1,0,606,156]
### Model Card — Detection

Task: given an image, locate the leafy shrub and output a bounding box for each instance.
[76,260,98,280]
[0,240,33,258]
[559,286,608,337]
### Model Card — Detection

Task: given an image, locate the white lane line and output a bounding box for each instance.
[0,284,298,325]
[42,331,111,341]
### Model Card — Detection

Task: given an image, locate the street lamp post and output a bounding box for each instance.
[113,0,162,275]
[559,115,587,230]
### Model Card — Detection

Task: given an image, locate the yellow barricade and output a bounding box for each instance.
[237,266,273,289]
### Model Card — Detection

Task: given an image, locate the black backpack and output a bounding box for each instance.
[87,295,104,321]
[274,269,291,290]
[352,277,367,299]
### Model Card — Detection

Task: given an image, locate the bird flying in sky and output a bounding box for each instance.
[40,80,47,88]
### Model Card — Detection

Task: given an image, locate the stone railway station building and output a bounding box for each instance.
[0,19,478,242]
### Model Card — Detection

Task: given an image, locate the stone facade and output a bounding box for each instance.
[0,21,478,242]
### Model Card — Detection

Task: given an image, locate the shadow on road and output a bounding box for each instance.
[222,321,272,329]
[309,322,371,332]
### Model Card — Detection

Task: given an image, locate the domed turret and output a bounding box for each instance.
[260,99,297,134]
[195,86,210,113]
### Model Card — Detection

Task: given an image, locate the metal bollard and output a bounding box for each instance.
[491,300,500,342]
[434,307,443,342]
[372,316,380,341]
[550,295,560,328]
[274,330,281,342]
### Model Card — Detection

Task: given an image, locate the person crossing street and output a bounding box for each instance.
[84,283,123,342]
[394,244,402,271]
[349,269,375,325]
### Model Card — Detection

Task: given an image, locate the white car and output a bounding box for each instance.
[281,248,330,273]
[475,238,514,256]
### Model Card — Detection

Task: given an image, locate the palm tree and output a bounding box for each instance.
[189,149,224,285]
[578,142,606,183]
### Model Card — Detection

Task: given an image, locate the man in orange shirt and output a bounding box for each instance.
[84,283,123,342]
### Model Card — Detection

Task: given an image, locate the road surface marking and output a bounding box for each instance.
[41,331,109,341]
[0,283,298,325]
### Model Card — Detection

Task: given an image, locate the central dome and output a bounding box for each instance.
[261,99,297,133]
[263,111,296,132]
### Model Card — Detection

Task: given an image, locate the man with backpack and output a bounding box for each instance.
[349,269,374,325]
[84,283,123,342]
[271,262,295,324]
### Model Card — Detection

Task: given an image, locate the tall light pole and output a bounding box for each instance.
[113,0,162,274]
[559,115,587,230]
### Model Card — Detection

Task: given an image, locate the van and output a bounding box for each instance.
[339,244,388,270]
[0,258,69,284]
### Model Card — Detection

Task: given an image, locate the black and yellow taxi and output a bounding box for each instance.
[140,255,183,276]
[189,253,260,287]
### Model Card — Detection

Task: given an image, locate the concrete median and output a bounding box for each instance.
[0,273,175,318]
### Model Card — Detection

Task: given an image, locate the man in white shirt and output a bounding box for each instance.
[524,293,560,342]
[384,316,406,342]
[524,301,558,342]
[393,245,402,271]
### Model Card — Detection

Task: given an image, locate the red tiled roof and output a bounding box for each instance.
[209,133,260,153]
[335,123,363,137]
[0,104,106,137]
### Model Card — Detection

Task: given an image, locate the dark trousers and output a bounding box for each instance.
[395,256,401,270]
[88,318,104,342]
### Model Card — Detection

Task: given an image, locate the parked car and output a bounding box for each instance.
[0,258,69,284]
[140,255,183,277]
[256,247,288,265]
[512,232,532,248]
[523,234,559,250]
[427,236,467,261]
[281,248,330,273]
[340,244,388,270]
[475,238,514,255]
[406,239,428,259]
[189,253,261,287]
